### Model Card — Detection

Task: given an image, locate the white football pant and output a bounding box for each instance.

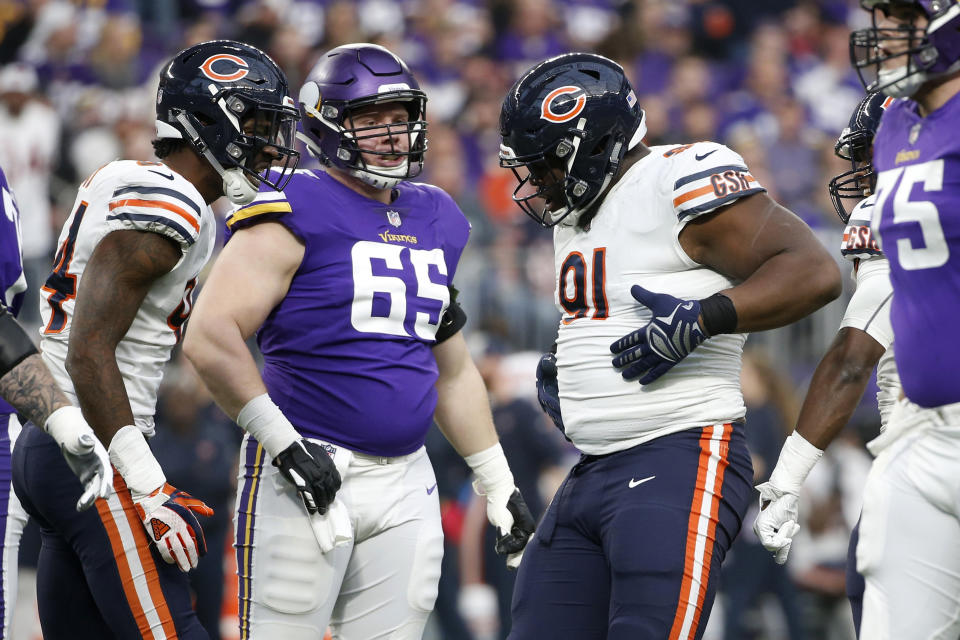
[858,400,960,640]
[235,435,443,640]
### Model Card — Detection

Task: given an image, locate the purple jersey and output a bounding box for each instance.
[871,93,960,407]
[0,167,26,416]
[226,170,471,456]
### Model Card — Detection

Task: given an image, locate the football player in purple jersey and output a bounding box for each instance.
[849,1,960,637]
[752,92,897,638]
[184,43,535,639]
[0,166,112,638]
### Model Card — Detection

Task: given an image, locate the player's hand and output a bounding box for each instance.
[488,488,536,569]
[753,482,801,565]
[44,405,113,511]
[133,483,214,572]
[610,285,708,384]
[273,439,342,515]
[63,432,113,511]
[536,352,564,433]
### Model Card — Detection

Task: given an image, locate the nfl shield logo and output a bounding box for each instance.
[909,123,922,145]
[387,210,402,227]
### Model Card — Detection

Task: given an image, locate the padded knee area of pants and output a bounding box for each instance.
[257,530,340,614]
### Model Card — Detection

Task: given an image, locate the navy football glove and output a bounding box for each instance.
[535,352,564,433]
[273,440,342,515]
[611,285,708,385]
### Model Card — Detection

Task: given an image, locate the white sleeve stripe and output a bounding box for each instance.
[677,187,765,219]
[111,186,202,217]
[106,213,195,246]
[108,199,200,234]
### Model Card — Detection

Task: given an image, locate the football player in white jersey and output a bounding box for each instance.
[0,165,112,639]
[10,40,300,639]
[751,92,897,638]
[499,53,842,640]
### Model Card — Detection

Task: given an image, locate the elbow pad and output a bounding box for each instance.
[435,285,467,344]
[0,305,38,378]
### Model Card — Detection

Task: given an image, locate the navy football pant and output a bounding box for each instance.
[12,423,207,639]
[509,423,753,640]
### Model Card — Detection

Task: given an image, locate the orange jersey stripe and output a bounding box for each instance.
[114,475,179,640]
[672,185,714,207]
[109,198,200,233]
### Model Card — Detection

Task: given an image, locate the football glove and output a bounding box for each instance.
[535,352,564,433]
[611,285,707,385]
[133,483,214,572]
[752,431,823,564]
[491,488,536,569]
[45,406,113,511]
[273,439,342,515]
[753,482,801,565]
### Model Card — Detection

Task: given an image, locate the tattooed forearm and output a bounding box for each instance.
[0,354,69,427]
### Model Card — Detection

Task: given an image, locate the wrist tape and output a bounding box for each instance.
[236,393,300,459]
[768,430,824,496]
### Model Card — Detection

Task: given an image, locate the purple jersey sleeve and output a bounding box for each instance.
[0,167,27,416]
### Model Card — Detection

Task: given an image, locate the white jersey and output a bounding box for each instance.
[39,160,216,436]
[554,142,764,455]
[838,194,900,428]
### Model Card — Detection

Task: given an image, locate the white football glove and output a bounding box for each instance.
[752,482,801,564]
[44,406,113,511]
[108,425,212,572]
[133,483,213,572]
[752,430,823,565]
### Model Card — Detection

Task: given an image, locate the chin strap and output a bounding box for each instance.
[174,113,258,205]
[349,161,409,190]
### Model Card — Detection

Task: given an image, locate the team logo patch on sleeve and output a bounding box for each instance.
[541,86,587,123]
[200,54,249,82]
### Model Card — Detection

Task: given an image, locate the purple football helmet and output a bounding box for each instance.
[297,44,427,189]
[851,0,960,97]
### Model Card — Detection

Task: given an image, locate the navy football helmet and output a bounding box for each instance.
[828,92,890,223]
[297,44,427,189]
[851,0,960,98]
[156,40,300,205]
[499,53,645,227]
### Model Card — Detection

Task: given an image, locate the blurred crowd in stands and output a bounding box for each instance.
[0,1,881,639]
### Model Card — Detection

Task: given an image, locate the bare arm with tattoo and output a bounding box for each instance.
[0,307,113,510]
[0,354,70,427]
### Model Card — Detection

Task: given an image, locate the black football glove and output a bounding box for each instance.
[273,440,342,515]
[494,489,536,569]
